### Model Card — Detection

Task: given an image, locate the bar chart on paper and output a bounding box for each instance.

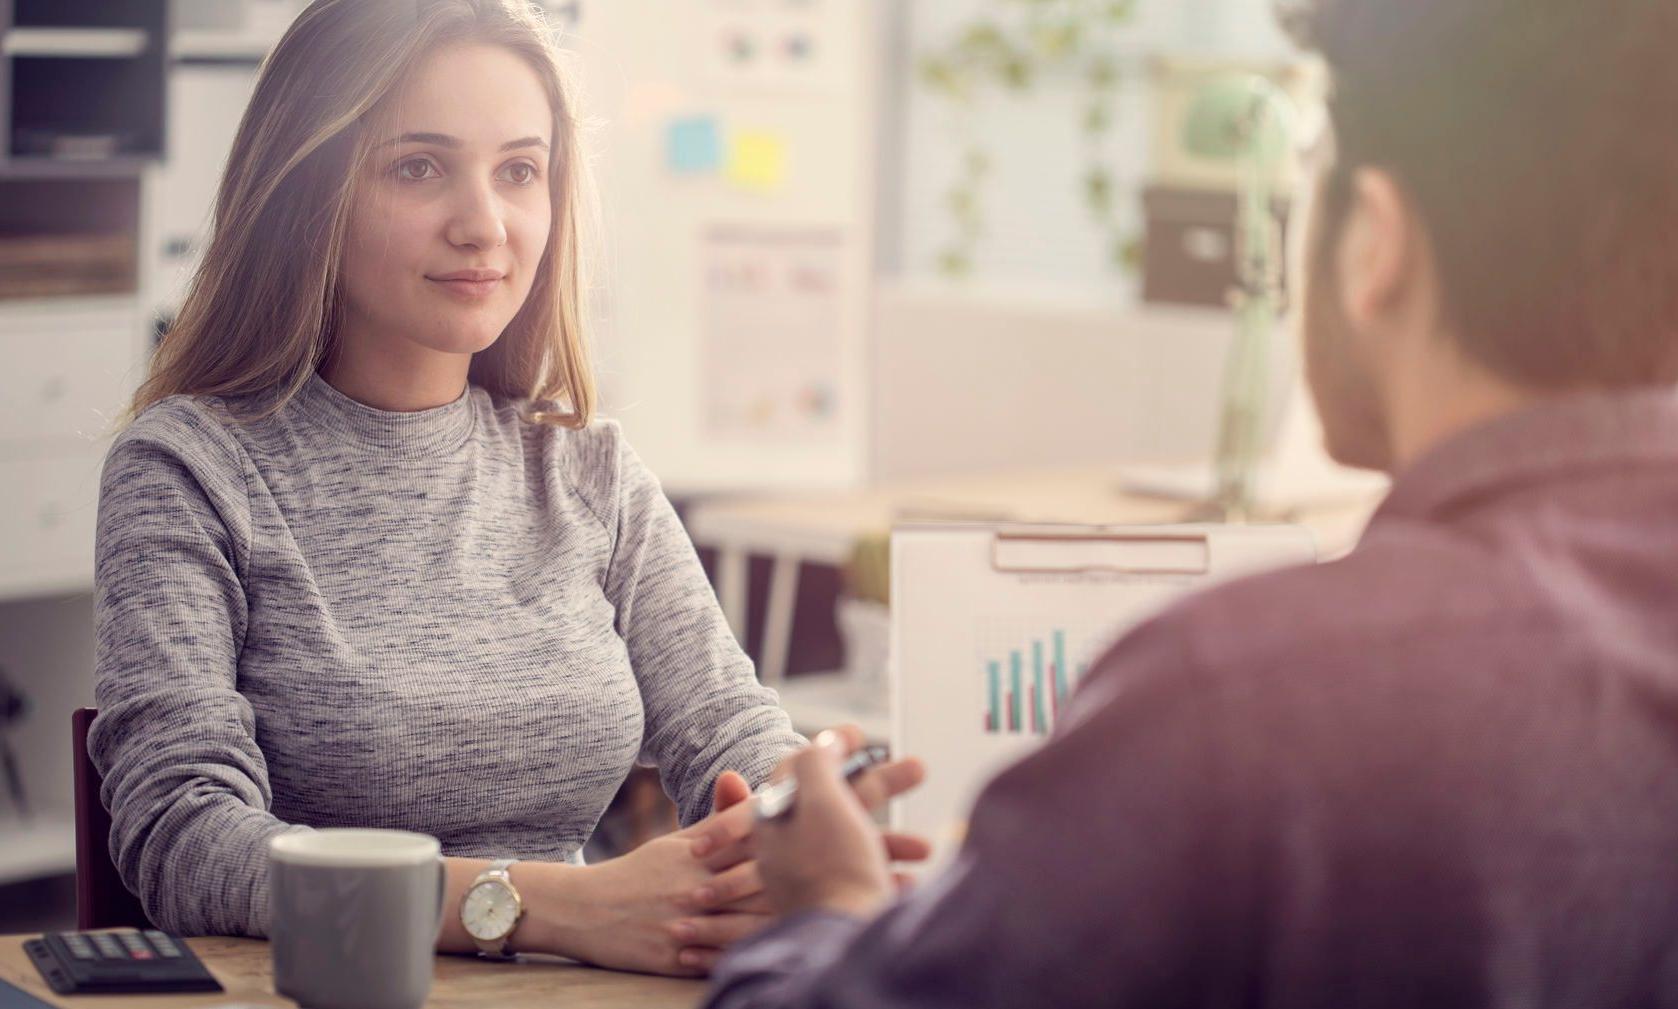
[979,626,1106,737]
[892,523,1320,869]
[890,613,1136,858]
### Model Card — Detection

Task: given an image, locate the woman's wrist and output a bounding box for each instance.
[507,860,598,959]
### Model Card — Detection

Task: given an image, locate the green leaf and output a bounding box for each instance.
[956,22,1008,58]
[1087,54,1118,89]
[1031,23,1080,60]
[937,249,974,277]
[947,186,978,218]
[1114,233,1143,272]
[1084,168,1112,211]
[1104,0,1137,22]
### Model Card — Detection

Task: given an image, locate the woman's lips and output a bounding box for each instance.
[428,276,502,300]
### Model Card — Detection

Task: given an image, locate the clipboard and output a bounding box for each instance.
[888,521,1318,865]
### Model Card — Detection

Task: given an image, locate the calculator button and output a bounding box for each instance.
[144,930,184,958]
[64,935,97,959]
[91,933,126,959]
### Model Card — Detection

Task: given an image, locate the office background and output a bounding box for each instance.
[0,0,1304,930]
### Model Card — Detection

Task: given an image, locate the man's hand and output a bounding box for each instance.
[685,727,927,869]
[753,734,893,916]
[678,729,928,921]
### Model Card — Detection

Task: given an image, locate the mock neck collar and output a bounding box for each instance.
[289,372,477,457]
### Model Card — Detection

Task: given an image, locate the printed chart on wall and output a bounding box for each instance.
[700,225,845,444]
[890,522,1318,867]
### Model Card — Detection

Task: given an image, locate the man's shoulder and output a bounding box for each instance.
[1157,519,1533,674]
[1055,524,1566,810]
[1066,519,1560,745]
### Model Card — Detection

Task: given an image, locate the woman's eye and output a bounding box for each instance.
[499,162,539,185]
[395,158,437,182]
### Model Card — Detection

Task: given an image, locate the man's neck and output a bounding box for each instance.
[1384,345,1541,473]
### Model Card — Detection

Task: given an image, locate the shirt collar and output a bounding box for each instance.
[1375,386,1678,522]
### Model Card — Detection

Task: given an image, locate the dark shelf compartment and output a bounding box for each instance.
[13,0,158,30]
[9,55,163,159]
[3,0,168,166]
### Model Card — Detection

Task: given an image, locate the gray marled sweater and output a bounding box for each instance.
[90,374,802,938]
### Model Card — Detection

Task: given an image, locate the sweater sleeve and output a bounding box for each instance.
[597,429,804,826]
[89,402,307,937]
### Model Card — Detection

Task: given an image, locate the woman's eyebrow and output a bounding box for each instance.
[381,132,550,152]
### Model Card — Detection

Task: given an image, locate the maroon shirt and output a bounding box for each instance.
[704,390,1678,1009]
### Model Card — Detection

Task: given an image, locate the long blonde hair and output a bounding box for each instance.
[129,0,595,427]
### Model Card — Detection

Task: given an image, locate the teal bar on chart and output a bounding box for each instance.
[1053,629,1068,702]
[1010,650,1023,733]
[982,630,1084,735]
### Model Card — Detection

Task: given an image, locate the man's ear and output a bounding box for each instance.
[1335,167,1421,332]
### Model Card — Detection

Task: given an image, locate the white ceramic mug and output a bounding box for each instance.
[269,828,445,1009]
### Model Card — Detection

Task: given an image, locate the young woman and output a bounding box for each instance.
[90,0,807,976]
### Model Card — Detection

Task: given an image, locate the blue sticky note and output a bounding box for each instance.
[667,117,722,174]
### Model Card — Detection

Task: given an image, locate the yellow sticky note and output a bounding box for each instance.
[726,131,787,191]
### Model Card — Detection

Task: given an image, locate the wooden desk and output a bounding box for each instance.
[0,934,705,1009]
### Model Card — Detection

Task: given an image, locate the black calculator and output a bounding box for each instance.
[23,929,223,995]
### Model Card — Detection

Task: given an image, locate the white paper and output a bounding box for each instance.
[889,522,1317,865]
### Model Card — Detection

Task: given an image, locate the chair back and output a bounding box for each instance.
[72,707,152,930]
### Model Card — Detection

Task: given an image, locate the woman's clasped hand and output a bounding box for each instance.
[542,728,929,977]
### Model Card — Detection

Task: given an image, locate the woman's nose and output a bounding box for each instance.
[445,179,508,251]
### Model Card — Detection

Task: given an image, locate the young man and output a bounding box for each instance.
[695,0,1678,1004]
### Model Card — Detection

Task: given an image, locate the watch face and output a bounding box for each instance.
[462,879,520,942]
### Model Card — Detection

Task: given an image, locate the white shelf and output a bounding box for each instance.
[0,816,76,886]
[170,29,275,62]
[0,294,137,323]
[2,28,150,59]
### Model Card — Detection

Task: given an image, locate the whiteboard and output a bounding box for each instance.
[564,0,877,493]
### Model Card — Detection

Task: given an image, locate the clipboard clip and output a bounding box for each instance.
[989,529,1212,577]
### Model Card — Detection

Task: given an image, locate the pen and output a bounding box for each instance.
[753,744,890,820]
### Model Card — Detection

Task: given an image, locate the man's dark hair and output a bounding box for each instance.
[1279,0,1678,388]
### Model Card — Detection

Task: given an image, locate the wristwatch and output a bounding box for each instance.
[461,859,525,959]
